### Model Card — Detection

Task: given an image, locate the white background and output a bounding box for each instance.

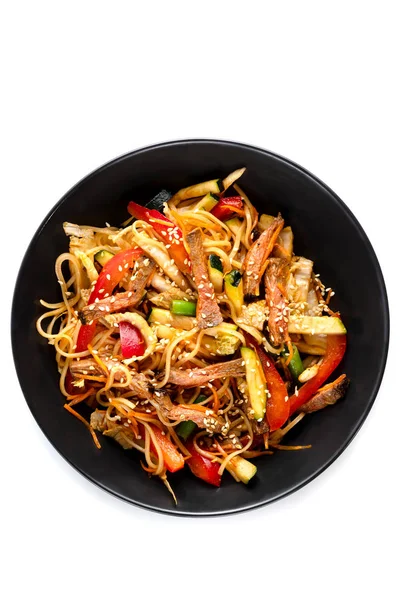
[1,2,399,599]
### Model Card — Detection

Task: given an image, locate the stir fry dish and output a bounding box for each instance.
[37,168,349,501]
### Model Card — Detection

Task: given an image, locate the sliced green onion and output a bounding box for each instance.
[171,299,197,316]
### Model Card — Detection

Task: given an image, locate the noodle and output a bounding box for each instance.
[36,167,348,501]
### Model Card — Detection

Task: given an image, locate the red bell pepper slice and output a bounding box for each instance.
[210,196,244,221]
[75,246,143,353]
[127,201,190,274]
[67,246,143,394]
[148,425,185,473]
[289,334,347,416]
[185,440,221,487]
[119,321,145,359]
[256,345,290,432]
[244,333,289,432]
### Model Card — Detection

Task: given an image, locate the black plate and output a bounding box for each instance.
[11,140,389,516]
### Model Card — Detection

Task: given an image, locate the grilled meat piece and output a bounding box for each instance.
[78,257,156,324]
[243,214,284,297]
[264,258,290,346]
[186,228,223,329]
[70,357,152,400]
[167,358,245,387]
[300,374,349,413]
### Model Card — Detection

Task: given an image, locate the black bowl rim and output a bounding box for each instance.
[11,138,390,517]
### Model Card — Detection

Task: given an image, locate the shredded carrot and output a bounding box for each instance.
[220,442,236,451]
[209,387,220,412]
[224,206,245,217]
[263,432,269,450]
[127,417,139,438]
[129,411,158,421]
[181,403,208,414]
[79,374,108,383]
[63,403,101,449]
[88,344,109,375]
[285,339,294,366]
[67,386,96,406]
